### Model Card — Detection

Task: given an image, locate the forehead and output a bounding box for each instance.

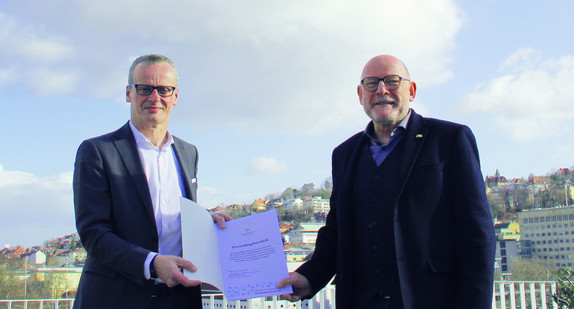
[132,62,177,84]
[361,58,408,79]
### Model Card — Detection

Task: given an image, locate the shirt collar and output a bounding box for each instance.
[129,120,174,150]
[364,109,412,145]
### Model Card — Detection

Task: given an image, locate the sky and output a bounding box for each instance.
[1,0,573,248]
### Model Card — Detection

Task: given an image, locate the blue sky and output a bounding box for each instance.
[1,0,573,247]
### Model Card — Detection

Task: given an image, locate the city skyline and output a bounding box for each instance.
[1,0,573,247]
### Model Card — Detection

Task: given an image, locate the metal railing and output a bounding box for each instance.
[492,281,558,309]
[0,281,560,309]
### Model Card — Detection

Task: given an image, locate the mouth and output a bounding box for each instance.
[373,101,394,107]
[145,106,163,112]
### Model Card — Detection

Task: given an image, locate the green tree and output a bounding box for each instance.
[0,255,26,299]
[508,257,555,281]
[551,267,574,309]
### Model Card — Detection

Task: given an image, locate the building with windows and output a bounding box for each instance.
[284,222,325,246]
[495,239,519,275]
[518,205,574,267]
[303,196,330,214]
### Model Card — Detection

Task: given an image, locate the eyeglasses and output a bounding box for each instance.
[129,84,176,97]
[360,75,410,92]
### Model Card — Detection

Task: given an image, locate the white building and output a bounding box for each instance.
[24,251,46,265]
[518,205,574,267]
[286,222,325,245]
[303,196,330,213]
[283,198,304,209]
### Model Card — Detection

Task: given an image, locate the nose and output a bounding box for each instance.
[375,80,390,95]
[147,89,162,101]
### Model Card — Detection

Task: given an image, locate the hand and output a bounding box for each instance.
[276,272,312,302]
[153,255,202,288]
[211,213,233,229]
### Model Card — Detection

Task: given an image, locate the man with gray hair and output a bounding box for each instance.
[73,54,231,308]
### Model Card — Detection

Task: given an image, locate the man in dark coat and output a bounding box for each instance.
[73,54,230,308]
[278,55,496,309]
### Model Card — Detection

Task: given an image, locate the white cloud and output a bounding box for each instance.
[458,50,574,141]
[27,69,78,96]
[0,165,74,248]
[168,0,463,134]
[499,47,541,72]
[246,156,287,175]
[0,13,74,63]
[1,0,463,133]
[0,12,77,95]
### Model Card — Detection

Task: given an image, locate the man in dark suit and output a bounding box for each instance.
[278,55,496,309]
[73,54,231,308]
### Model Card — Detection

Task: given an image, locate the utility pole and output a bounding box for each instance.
[24,256,28,299]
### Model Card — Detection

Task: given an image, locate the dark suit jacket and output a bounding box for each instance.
[73,122,201,308]
[297,110,496,309]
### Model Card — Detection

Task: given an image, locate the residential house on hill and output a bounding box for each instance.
[485,169,508,187]
[303,196,330,214]
[253,199,269,211]
[494,221,520,241]
[285,222,325,246]
[283,198,303,209]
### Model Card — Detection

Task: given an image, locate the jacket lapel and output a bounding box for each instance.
[113,123,155,221]
[172,138,197,202]
[395,110,427,201]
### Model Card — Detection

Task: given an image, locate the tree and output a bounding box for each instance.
[322,177,332,191]
[0,255,26,299]
[300,183,315,195]
[281,187,296,200]
[509,257,555,281]
[551,267,574,308]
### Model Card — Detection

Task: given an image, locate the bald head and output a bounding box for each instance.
[360,55,411,80]
[357,55,416,138]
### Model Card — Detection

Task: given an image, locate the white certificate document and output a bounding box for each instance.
[180,197,293,300]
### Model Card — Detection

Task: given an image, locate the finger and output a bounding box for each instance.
[172,271,202,287]
[176,258,197,272]
[211,213,227,229]
[276,276,294,289]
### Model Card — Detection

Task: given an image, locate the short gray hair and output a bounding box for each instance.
[127,54,178,85]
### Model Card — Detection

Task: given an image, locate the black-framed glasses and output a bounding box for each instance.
[129,84,176,97]
[360,75,410,92]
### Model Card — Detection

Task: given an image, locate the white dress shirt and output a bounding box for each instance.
[129,121,186,280]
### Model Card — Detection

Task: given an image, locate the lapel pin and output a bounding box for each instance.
[416,134,423,138]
